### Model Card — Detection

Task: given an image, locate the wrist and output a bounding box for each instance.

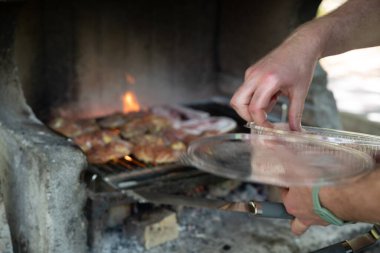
[319,186,354,222]
[319,169,380,224]
[313,186,346,225]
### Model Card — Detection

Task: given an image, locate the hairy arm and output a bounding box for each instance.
[282,166,380,235]
[235,0,380,235]
[320,167,380,223]
[230,0,380,130]
[317,0,380,57]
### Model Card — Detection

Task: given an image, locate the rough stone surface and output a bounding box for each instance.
[93,184,379,253]
[0,3,87,253]
[96,207,380,253]
[0,197,13,253]
[107,205,132,228]
[0,125,88,253]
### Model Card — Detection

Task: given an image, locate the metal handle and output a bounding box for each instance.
[311,225,380,253]
[250,201,294,220]
[311,241,352,253]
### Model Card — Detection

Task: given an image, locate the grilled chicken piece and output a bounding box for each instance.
[49,106,236,165]
[131,127,187,164]
[133,141,186,164]
[120,114,171,139]
[73,129,120,152]
[86,139,133,164]
[98,111,148,129]
[130,134,166,146]
[117,118,185,164]
[97,113,128,129]
[48,117,99,137]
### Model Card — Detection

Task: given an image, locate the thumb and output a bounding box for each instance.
[291,218,309,236]
[288,93,305,131]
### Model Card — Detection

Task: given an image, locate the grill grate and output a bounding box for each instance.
[88,157,202,190]
[85,100,285,191]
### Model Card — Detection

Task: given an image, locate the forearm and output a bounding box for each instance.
[288,0,380,59]
[320,167,380,223]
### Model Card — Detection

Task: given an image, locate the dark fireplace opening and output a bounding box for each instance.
[15,0,330,122]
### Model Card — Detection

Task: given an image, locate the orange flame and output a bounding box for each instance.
[122,91,140,113]
[124,155,133,161]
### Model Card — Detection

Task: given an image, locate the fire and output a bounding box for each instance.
[124,155,133,161]
[122,91,140,113]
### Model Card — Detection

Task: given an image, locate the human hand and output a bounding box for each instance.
[282,168,380,235]
[230,28,321,131]
[281,187,328,235]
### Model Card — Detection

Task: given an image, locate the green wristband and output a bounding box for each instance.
[312,186,345,226]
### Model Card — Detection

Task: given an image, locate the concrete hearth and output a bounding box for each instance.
[0,3,87,253]
[95,198,380,253]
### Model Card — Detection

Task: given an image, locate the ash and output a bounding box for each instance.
[94,184,380,253]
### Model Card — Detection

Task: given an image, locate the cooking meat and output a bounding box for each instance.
[98,111,148,129]
[130,134,165,146]
[174,116,237,136]
[97,113,128,129]
[129,126,186,164]
[133,141,186,164]
[49,105,236,166]
[127,127,181,144]
[152,104,209,121]
[86,139,133,164]
[120,120,148,139]
[145,114,172,133]
[120,114,171,139]
[48,117,99,137]
[73,129,120,152]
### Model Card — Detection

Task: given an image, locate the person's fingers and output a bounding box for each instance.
[249,108,273,128]
[230,73,262,122]
[288,91,305,131]
[266,92,281,113]
[248,76,279,127]
[230,85,255,121]
[291,218,309,236]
